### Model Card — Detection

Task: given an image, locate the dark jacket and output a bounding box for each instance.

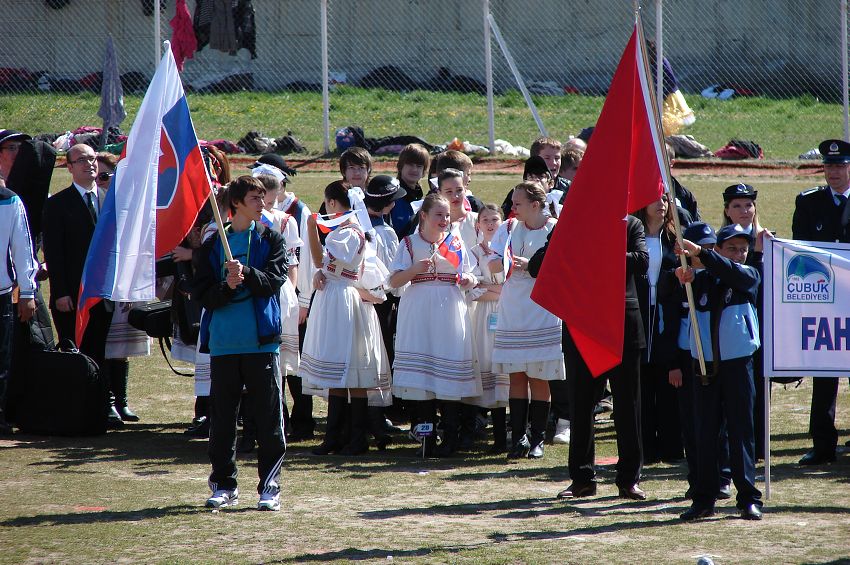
[528,215,648,351]
[636,229,680,365]
[193,222,287,354]
[792,185,850,243]
[389,178,424,238]
[41,185,99,308]
[686,248,760,362]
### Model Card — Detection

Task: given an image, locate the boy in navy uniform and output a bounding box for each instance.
[194,176,288,511]
[676,224,763,521]
[792,139,850,465]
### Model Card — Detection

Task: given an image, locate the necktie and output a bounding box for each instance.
[86,191,98,224]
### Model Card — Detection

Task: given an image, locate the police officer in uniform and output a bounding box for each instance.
[792,139,850,465]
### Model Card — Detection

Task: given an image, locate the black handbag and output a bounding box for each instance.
[128,300,173,339]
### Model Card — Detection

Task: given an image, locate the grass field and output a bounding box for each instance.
[0,170,847,564]
[0,88,846,161]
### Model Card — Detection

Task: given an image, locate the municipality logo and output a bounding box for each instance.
[783,252,834,303]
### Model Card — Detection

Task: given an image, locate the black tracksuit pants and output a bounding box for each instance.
[208,352,286,495]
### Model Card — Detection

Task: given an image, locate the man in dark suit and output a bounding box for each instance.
[42,143,121,427]
[791,139,850,465]
[529,216,649,500]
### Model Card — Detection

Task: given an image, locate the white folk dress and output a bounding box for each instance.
[391,232,481,400]
[491,218,566,381]
[299,224,389,390]
[468,243,509,408]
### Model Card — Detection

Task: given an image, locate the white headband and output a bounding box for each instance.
[251,163,287,183]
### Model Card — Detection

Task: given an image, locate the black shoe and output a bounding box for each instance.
[117,406,139,422]
[286,429,315,442]
[717,483,732,500]
[618,484,647,500]
[106,407,124,429]
[528,441,544,459]
[339,435,369,455]
[185,416,209,437]
[556,482,596,499]
[683,487,693,500]
[740,504,763,521]
[507,434,531,459]
[489,440,507,454]
[798,450,836,465]
[680,505,714,521]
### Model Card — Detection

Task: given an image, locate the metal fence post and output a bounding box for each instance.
[483,0,495,154]
[842,0,849,142]
[321,0,331,154]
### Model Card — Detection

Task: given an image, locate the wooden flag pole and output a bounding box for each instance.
[635,10,708,380]
[207,185,233,262]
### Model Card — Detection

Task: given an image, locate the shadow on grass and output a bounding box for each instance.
[0,504,201,527]
[268,544,481,563]
[11,425,210,470]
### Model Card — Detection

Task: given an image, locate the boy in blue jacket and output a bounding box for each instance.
[193,176,288,511]
[676,224,763,521]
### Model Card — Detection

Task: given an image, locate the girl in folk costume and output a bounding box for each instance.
[468,204,510,452]
[436,168,479,251]
[389,193,480,457]
[300,181,390,456]
[490,182,565,460]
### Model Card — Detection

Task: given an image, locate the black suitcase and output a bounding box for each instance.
[16,342,108,436]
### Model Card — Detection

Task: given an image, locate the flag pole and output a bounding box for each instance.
[207,187,233,262]
[635,10,708,379]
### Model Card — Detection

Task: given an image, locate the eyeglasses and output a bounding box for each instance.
[97,172,113,181]
[69,156,97,165]
[0,143,21,153]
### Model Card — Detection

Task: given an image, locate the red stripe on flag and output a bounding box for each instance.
[530,25,664,377]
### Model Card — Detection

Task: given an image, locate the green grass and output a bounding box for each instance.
[2,87,846,160]
[12,168,849,564]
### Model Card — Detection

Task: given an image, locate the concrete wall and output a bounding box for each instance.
[0,0,839,98]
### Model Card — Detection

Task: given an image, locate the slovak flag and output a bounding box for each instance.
[76,42,211,345]
[314,211,355,234]
[437,231,464,274]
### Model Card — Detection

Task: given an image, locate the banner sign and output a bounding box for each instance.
[764,238,850,377]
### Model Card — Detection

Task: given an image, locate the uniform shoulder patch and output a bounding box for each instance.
[799,186,825,196]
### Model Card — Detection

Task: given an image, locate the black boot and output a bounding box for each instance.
[185,396,210,437]
[416,399,438,457]
[367,406,391,451]
[458,403,478,451]
[436,401,461,457]
[489,407,507,453]
[528,400,550,459]
[507,398,530,459]
[0,377,13,435]
[109,359,139,421]
[105,390,124,429]
[340,397,370,455]
[313,395,347,455]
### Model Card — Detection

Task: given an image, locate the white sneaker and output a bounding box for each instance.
[553,419,571,444]
[258,492,280,511]
[205,488,239,509]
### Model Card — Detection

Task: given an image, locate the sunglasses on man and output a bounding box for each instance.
[97,172,113,182]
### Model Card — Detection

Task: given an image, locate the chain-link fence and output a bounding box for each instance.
[0,0,847,158]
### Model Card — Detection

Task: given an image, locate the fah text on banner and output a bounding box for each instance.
[764,238,850,378]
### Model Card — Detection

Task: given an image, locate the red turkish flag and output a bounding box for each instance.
[531,24,666,377]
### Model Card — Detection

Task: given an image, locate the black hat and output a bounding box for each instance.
[819,139,850,164]
[249,153,297,176]
[364,175,407,208]
[683,221,717,245]
[723,183,757,202]
[716,224,754,245]
[523,155,550,179]
[0,129,31,146]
